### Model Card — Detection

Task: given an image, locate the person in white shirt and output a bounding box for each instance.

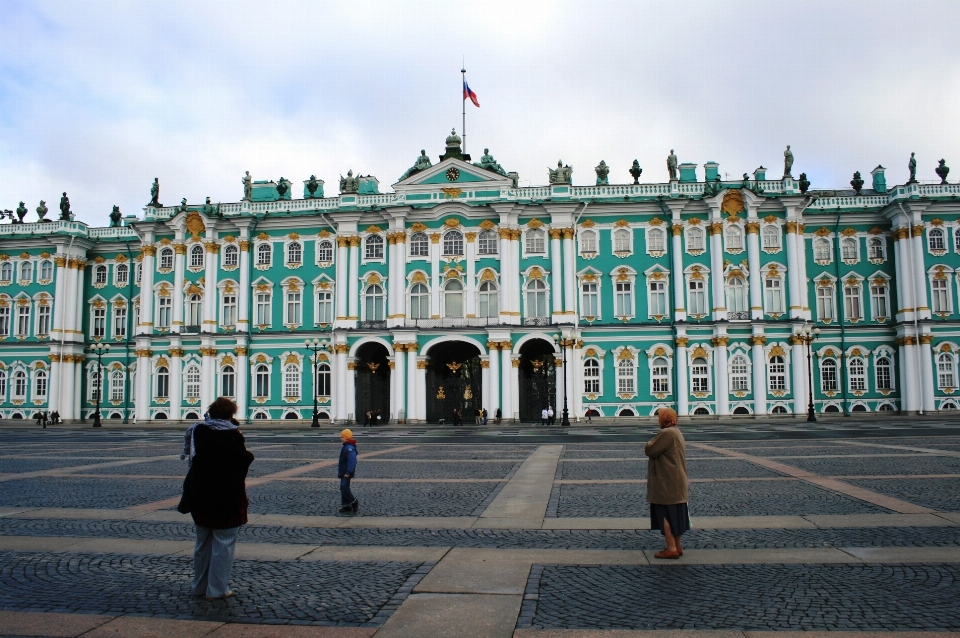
[547,406,555,426]
[541,407,548,427]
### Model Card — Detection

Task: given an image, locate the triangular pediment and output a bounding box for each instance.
[393,158,513,191]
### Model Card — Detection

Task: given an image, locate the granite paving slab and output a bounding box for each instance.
[0,458,124,473]
[297,461,519,480]
[846,477,960,512]
[780,455,960,476]
[0,477,183,509]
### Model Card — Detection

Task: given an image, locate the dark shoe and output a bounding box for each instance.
[351,499,359,513]
[654,549,681,559]
[339,504,353,513]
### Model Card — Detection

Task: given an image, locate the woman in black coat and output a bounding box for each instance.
[178,397,254,600]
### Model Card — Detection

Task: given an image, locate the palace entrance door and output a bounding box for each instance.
[518,339,557,422]
[425,341,482,423]
[355,342,391,424]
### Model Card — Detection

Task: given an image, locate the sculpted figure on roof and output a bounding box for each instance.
[242,171,252,201]
[475,148,506,176]
[340,170,360,194]
[783,145,794,178]
[399,150,433,182]
[667,150,678,181]
[59,192,71,221]
[549,160,573,185]
[149,178,161,207]
[595,160,610,185]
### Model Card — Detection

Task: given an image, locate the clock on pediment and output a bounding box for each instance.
[445,167,460,181]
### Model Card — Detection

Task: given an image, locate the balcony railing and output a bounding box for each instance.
[408,317,502,328]
[728,311,750,321]
[522,316,553,327]
[357,320,387,330]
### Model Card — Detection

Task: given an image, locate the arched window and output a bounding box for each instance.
[364,284,385,320]
[190,244,205,268]
[13,370,26,399]
[110,370,124,402]
[156,366,169,398]
[938,353,956,389]
[879,403,895,412]
[725,226,743,251]
[686,227,704,251]
[876,356,892,390]
[443,279,464,317]
[769,355,786,390]
[478,281,498,318]
[814,237,831,261]
[94,264,107,284]
[929,228,945,251]
[365,234,384,259]
[771,405,788,414]
[647,228,665,253]
[580,230,597,254]
[730,354,749,391]
[478,230,498,254]
[868,237,884,261]
[409,232,429,257]
[257,243,272,266]
[115,263,128,285]
[187,294,202,327]
[223,244,239,267]
[525,279,548,318]
[613,228,631,252]
[617,358,635,394]
[185,365,201,399]
[442,231,464,256]
[849,356,866,391]
[764,276,784,314]
[525,229,545,254]
[820,359,838,392]
[726,276,747,314]
[286,242,302,264]
[40,260,53,281]
[317,363,331,397]
[34,370,47,399]
[283,364,299,398]
[159,248,174,270]
[841,237,858,261]
[409,282,429,320]
[254,364,270,398]
[584,359,600,393]
[0,262,12,283]
[0,369,6,399]
[691,358,709,393]
[317,240,334,263]
[762,225,781,249]
[652,357,669,393]
[221,365,235,397]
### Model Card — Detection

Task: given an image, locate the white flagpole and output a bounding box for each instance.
[461,65,466,154]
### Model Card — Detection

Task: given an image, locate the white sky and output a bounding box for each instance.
[2,0,959,226]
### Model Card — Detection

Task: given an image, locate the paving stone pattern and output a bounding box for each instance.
[521,563,960,630]
[0,550,423,626]
[0,477,182,509]
[299,460,520,480]
[0,458,119,473]
[848,477,960,512]
[780,455,960,476]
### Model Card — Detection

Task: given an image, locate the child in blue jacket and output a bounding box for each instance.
[338,429,358,513]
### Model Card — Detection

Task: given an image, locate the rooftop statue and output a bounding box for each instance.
[59,192,71,221]
[908,152,917,184]
[179,198,188,213]
[629,159,642,184]
[936,159,950,184]
[474,148,506,175]
[595,160,610,185]
[36,200,48,221]
[667,150,678,181]
[850,171,864,195]
[149,178,161,207]
[242,171,252,201]
[340,169,360,194]
[399,150,433,181]
[276,177,290,198]
[109,205,122,227]
[799,172,810,194]
[306,175,322,198]
[201,197,217,216]
[548,160,573,185]
[704,175,722,197]
[783,145,794,178]
[15,202,27,224]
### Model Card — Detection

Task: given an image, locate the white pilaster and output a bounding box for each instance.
[169,342,182,420]
[335,238,349,326]
[902,338,920,412]
[670,227,686,321]
[746,224,763,320]
[486,342,500,417]
[919,336,935,412]
[51,256,68,340]
[892,234,913,319]
[59,356,75,420]
[346,358,356,422]
[714,336,729,415]
[415,356,427,422]
[465,233,477,319]
[792,338,808,415]
[429,233,441,318]
[751,337,767,416]
[796,225,811,320]
[200,345,215,409]
[709,224,726,321]
[675,337,689,416]
[235,342,248,421]
[138,247,155,335]
[202,242,219,332]
[785,223,802,319]
[911,227,931,320]
[172,242,185,332]
[347,237,360,322]
[406,344,419,422]
[550,230,563,319]
[135,340,151,422]
[393,347,406,421]
[237,238,251,332]
[500,341,514,422]
[499,230,512,324]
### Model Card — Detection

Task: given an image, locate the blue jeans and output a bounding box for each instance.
[191,525,238,598]
[340,476,356,505]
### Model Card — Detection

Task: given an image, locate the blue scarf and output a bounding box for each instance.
[181,418,238,464]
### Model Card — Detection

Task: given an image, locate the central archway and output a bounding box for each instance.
[518,338,557,422]
[355,342,391,424]
[425,341,482,423]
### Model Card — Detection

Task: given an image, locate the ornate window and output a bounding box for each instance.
[442,231,464,256]
[115,263,128,285]
[762,226,781,249]
[525,279,548,318]
[580,230,597,254]
[157,295,172,329]
[614,281,633,318]
[841,237,858,261]
[938,353,956,389]
[187,294,202,327]
[221,365,235,398]
[254,364,270,398]
[283,364,299,399]
[257,243,272,266]
[221,292,237,327]
[651,357,670,393]
[478,281,498,318]
[647,228,665,253]
[478,230,498,254]
[317,240,334,263]
[223,244,239,267]
[286,242,302,265]
[190,244,205,268]
[34,370,47,399]
[768,355,786,391]
[364,284,385,320]
[443,279,464,317]
[613,228,631,253]
[185,364,201,400]
[876,356,893,390]
[156,366,169,398]
[0,303,9,336]
[648,280,667,317]
[317,363,331,397]
[820,358,838,392]
[932,277,951,314]
[843,281,863,321]
[255,291,271,326]
[409,232,429,257]
[94,265,107,284]
[40,260,53,281]
[92,305,106,338]
[409,283,429,320]
[110,370,124,402]
[691,358,709,393]
[686,227,704,252]
[617,358,635,395]
[159,248,174,270]
[525,229,546,254]
[764,277,784,314]
[13,370,26,399]
[285,290,301,325]
[929,228,946,252]
[89,367,102,402]
[868,237,885,261]
[730,354,749,392]
[16,302,30,337]
[814,237,832,262]
[0,262,10,283]
[0,369,6,399]
[37,303,51,337]
[870,281,889,320]
[725,226,743,251]
[316,289,333,324]
[584,358,601,394]
[726,276,748,314]
[849,356,866,391]
[581,281,599,318]
[816,282,836,321]
[688,279,706,316]
[364,234,384,260]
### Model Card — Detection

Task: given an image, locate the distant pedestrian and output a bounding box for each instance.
[375,409,382,426]
[547,406,555,426]
[177,397,254,600]
[541,407,548,427]
[338,428,359,514]
[495,407,501,425]
[645,408,689,560]
[42,411,48,428]
[482,408,488,425]
[34,411,43,427]
[51,411,60,425]
[363,410,372,427]
[586,410,592,424]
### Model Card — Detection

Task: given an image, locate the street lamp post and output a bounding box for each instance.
[794,325,820,422]
[304,338,330,428]
[553,335,571,427]
[88,343,110,428]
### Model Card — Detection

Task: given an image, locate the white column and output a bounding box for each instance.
[501,341,514,422]
[335,238,349,324]
[71,264,86,341]
[406,344,419,421]
[714,337,729,415]
[751,337,767,415]
[785,223,802,319]
[892,233,912,316]
[415,357,427,422]
[237,240,251,332]
[138,248,155,335]
[508,232,521,324]
[51,256,68,339]
[709,224,726,321]
[346,359,357,422]
[429,233,441,318]
[675,338,689,416]
[465,233,477,318]
[554,351,563,417]
[169,345,182,421]
[746,223,763,320]
[72,359,81,420]
[135,343,151,422]
[59,355,75,420]
[902,338,920,412]
[235,344,249,421]
[919,336,935,412]
[200,347,215,409]
[563,228,576,319]
[481,357,490,416]
[486,342,500,416]
[670,226,686,321]
[550,230,563,319]
[202,242,219,332]
[510,355,520,421]
[791,338,808,415]
[335,342,348,421]
[172,243,186,332]
[571,340,582,420]
[563,342,575,420]
[897,341,908,412]
[499,230,512,323]
[796,225,811,320]
[911,227,930,319]
[392,234,407,325]
[48,357,60,414]
[393,347,406,421]
[348,237,360,321]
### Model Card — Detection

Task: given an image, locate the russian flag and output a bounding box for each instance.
[463,80,479,107]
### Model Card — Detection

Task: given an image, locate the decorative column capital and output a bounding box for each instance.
[707,222,724,236]
[670,224,684,237]
[198,347,218,357]
[750,336,767,346]
[912,225,925,238]
[486,340,500,350]
[561,227,575,240]
[334,344,349,354]
[429,233,441,244]
[416,360,428,369]
[174,243,187,255]
[549,229,562,240]
[785,221,798,234]
[168,348,185,357]
[500,340,513,351]
[48,353,61,363]
[141,246,157,257]
[498,228,512,239]
[674,337,689,348]
[465,231,477,243]
[920,334,934,345]
[337,236,350,248]
[204,242,219,253]
[134,349,153,358]
[711,336,729,347]
[348,236,361,247]
[54,256,67,267]
[234,346,248,356]
[745,221,760,234]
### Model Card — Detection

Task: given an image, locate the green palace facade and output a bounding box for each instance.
[1,131,958,423]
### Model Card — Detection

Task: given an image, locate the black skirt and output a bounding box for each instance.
[650,503,691,536]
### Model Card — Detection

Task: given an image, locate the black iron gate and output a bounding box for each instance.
[518,343,557,422]
[355,343,390,424]
[425,343,482,423]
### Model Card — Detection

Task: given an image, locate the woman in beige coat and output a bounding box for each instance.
[645,408,690,559]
